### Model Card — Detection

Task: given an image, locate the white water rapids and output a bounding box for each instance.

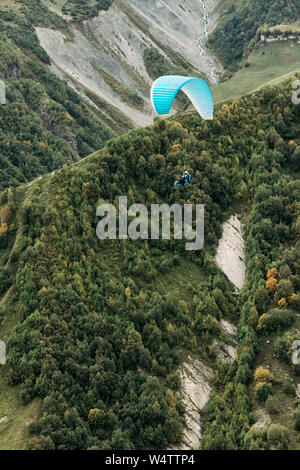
[196,0,219,84]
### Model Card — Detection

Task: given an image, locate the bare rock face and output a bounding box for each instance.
[215,215,246,292]
[220,319,238,338]
[36,25,154,128]
[212,339,237,364]
[252,408,271,431]
[124,0,219,75]
[213,318,238,364]
[36,0,221,128]
[0,80,5,105]
[0,340,5,365]
[171,357,214,450]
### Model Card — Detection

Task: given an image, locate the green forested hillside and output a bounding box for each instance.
[0,0,132,191]
[208,0,300,69]
[0,77,299,449]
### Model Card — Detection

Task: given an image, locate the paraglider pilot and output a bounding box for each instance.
[174,171,192,189]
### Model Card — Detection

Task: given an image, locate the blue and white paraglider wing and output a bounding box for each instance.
[150,75,213,120]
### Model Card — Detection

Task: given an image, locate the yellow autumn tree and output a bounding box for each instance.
[257,313,268,331]
[125,287,131,299]
[0,222,8,236]
[278,297,288,308]
[170,144,182,153]
[266,277,278,294]
[288,293,296,305]
[254,366,273,384]
[267,268,279,279]
[288,140,296,153]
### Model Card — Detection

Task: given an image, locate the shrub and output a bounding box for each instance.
[293,295,300,312]
[254,287,270,314]
[274,280,294,303]
[249,306,259,329]
[279,265,291,279]
[235,363,252,385]
[282,378,296,397]
[265,396,279,414]
[255,382,273,403]
[257,309,295,333]
[0,267,12,294]
[291,146,300,170]
[166,373,180,391]
[267,424,289,450]
[293,408,300,432]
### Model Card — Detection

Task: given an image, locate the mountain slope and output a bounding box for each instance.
[213,40,300,103]
[0,0,221,191]
[35,0,220,127]
[2,0,299,194]
[0,77,299,450]
[0,1,130,191]
[207,0,300,70]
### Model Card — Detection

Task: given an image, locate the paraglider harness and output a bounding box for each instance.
[174,172,192,190]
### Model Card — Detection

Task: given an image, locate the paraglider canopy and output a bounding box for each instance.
[151,75,213,120]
